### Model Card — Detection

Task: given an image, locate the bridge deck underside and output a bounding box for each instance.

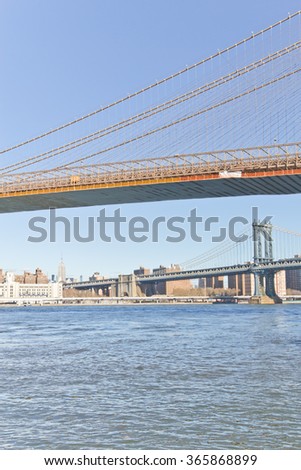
[0,173,301,213]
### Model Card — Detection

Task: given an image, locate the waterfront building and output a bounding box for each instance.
[286,255,301,292]
[0,271,62,301]
[228,273,255,296]
[89,272,105,281]
[134,266,151,276]
[274,271,286,297]
[198,276,225,291]
[152,264,192,295]
[14,268,48,284]
[132,265,192,296]
[228,271,286,296]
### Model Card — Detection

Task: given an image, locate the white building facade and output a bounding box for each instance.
[0,272,63,301]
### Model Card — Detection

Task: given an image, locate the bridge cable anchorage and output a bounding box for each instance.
[2,40,300,175]
[0,10,300,160]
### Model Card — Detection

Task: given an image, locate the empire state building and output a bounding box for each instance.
[57,259,66,282]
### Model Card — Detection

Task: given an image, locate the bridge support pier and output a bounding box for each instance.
[264,271,282,303]
[253,272,264,297]
[250,272,272,304]
[115,274,141,297]
[249,271,282,304]
[102,286,110,297]
[93,287,102,296]
[110,282,118,297]
[249,219,282,304]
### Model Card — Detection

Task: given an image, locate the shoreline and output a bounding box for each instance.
[0,296,299,307]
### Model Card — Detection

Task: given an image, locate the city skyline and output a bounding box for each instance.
[2,258,301,298]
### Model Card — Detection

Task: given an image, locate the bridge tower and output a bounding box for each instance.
[114,274,141,297]
[251,220,282,304]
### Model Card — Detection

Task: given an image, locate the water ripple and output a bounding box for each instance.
[0,304,300,449]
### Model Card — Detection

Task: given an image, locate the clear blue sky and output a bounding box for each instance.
[1,0,301,279]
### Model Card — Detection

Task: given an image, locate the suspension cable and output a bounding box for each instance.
[1,10,300,155]
[2,40,299,175]
[53,67,301,171]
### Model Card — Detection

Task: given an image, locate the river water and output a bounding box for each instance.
[0,304,300,449]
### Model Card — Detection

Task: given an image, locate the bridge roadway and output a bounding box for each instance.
[0,142,301,213]
[64,257,301,290]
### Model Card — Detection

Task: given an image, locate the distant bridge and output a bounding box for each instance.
[64,220,301,303]
[65,256,301,289]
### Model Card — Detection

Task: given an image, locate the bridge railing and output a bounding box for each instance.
[0,142,300,195]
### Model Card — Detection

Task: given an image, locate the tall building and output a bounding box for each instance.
[13,268,48,284]
[228,273,255,295]
[275,271,286,297]
[89,272,104,281]
[286,255,301,292]
[57,259,66,282]
[133,267,152,296]
[227,274,242,295]
[134,266,151,276]
[198,276,225,291]
[36,268,48,284]
[243,273,255,296]
[152,264,192,295]
[133,265,192,296]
